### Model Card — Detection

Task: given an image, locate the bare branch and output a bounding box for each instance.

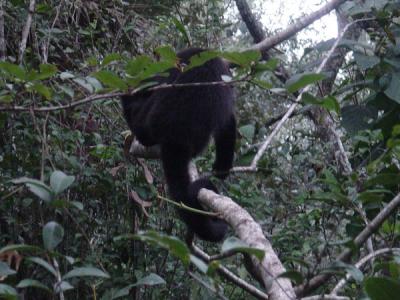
[233,18,357,173]
[0,80,239,113]
[250,0,348,53]
[295,192,400,296]
[18,0,36,64]
[331,248,400,295]
[198,189,296,300]
[128,141,294,299]
[191,245,269,300]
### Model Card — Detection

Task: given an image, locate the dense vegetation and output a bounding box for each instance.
[1,0,400,299]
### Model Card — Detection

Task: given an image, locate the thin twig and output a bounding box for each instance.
[330,248,400,295]
[232,17,373,173]
[0,79,243,113]
[191,245,269,300]
[295,192,400,296]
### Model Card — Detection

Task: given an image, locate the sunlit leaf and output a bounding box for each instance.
[286,72,325,93]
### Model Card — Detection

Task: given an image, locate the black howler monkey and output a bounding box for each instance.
[121,48,236,242]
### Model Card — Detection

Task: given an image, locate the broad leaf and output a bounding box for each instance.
[0,284,17,300]
[12,177,53,202]
[27,257,57,277]
[93,70,127,90]
[42,221,64,250]
[17,279,51,293]
[63,267,110,280]
[50,170,75,194]
[364,277,400,300]
[0,262,16,277]
[112,273,165,299]
[286,72,325,93]
[221,237,265,261]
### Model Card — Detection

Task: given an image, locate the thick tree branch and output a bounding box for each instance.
[128,142,295,300]
[198,188,296,300]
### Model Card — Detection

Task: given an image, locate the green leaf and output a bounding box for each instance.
[119,231,191,266]
[27,257,57,277]
[190,255,208,274]
[330,261,363,282]
[0,61,26,81]
[366,173,400,188]
[112,274,165,299]
[125,55,152,77]
[184,50,220,71]
[0,244,41,254]
[102,53,122,66]
[0,284,17,300]
[59,72,75,80]
[50,170,75,194]
[302,93,340,114]
[341,104,377,135]
[222,50,261,67]
[12,177,53,202]
[385,72,400,104]
[63,267,110,280]
[54,281,74,293]
[135,273,165,286]
[93,70,127,90]
[38,64,58,80]
[364,277,400,300]
[155,46,177,62]
[221,237,265,261]
[16,279,51,293]
[285,72,325,93]
[254,58,279,72]
[71,201,84,210]
[278,271,304,285]
[31,83,52,100]
[0,262,16,277]
[73,78,93,93]
[239,124,255,142]
[42,221,64,251]
[354,52,380,71]
[251,78,272,89]
[172,17,190,45]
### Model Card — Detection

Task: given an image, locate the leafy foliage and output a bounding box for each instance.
[0,0,400,299]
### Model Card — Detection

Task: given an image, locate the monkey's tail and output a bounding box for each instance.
[161,145,228,242]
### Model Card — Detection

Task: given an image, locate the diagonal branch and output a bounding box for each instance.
[250,0,348,53]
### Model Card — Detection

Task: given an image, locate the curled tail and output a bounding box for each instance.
[161,144,228,242]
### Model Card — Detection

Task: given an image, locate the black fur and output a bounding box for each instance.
[121,48,236,242]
